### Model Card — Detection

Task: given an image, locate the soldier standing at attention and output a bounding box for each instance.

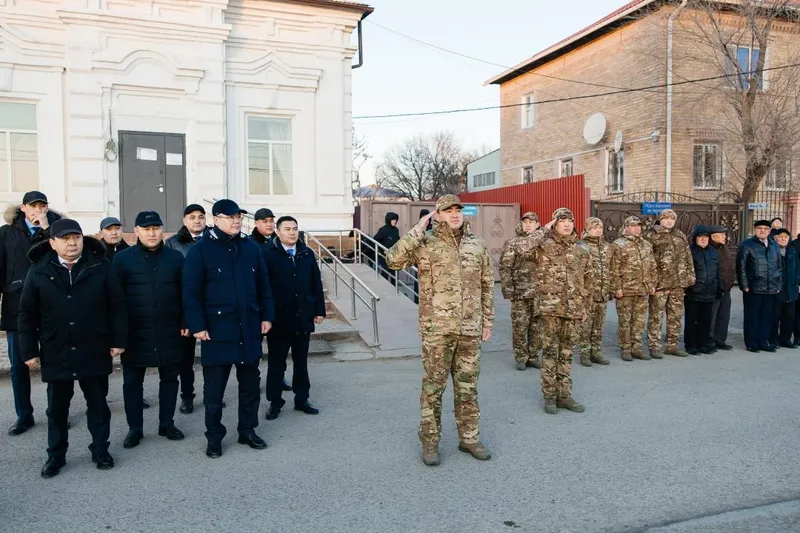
[500,211,541,371]
[386,194,494,467]
[610,216,657,361]
[577,217,612,367]
[645,209,694,358]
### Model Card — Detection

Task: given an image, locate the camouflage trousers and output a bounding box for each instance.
[647,288,685,351]
[419,335,481,447]
[539,316,579,400]
[511,299,540,364]
[580,300,608,357]
[616,296,648,353]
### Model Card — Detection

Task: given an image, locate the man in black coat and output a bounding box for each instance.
[251,207,276,247]
[182,199,275,458]
[373,212,400,284]
[684,225,721,355]
[769,229,800,350]
[0,190,61,436]
[18,219,127,478]
[738,219,783,353]
[263,216,326,420]
[709,225,735,350]
[165,203,208,413]
[113,211,186,449]
[98,216,130,261]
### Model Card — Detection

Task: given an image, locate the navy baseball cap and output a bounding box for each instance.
[212,199,247,217]
[100,217,122,230]
[50,219,83,238]
[135,211,163,227]
[254,208,275,220]
[183,204,205,216]
[22,191,48,205]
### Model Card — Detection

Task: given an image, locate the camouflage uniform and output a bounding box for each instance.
[386,195,494,452]
[577,217,612,366]
[518,208,589,411]
[610,216,657,360]
[500,212,540,368]
[644,209,695,356]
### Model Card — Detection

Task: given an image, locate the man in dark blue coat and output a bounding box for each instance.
[769,228,800,349]
[738,219,783,353]
[263,216,326,420]
[18,219,127,478]
[113,211,186,449]
[182,199,275,458]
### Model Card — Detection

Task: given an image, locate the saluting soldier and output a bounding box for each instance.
[577,217,612,367]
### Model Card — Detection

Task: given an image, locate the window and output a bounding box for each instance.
[522,166,533,184]
[247,116,293,195]
[607,149,624,194]
[765,160,792,191]
[560,159,573,178]
[521,94,535,129]
[0,102,39,193]
[473,171,496,188]
[725,46,763,90]
[693,143,722,190]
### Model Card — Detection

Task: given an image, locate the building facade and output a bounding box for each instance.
[465,148,500,192]
[0,0,371,231]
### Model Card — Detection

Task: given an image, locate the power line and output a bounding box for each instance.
[353,61,800,120]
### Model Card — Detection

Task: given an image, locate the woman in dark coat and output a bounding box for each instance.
[770,229,800,349]
[684,225,721,355]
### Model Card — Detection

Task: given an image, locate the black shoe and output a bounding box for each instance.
[686,348,698,356]
[763,346,777,353]
[265,404,282,421]
[206,443,222,458]
[158,425,185,441]
[295,401,320,415]
[179,399,194,414]
[8,416,34,436]
[41,457,66,478]
[91,451,114,470]
[716,342,734,351]
[780,343,798,349]
[747,347,761,353]
[142,399,151,409]
[221,401,227,409]
[282,380,292,392]
[237,432,268,450]
[123,429,143,449]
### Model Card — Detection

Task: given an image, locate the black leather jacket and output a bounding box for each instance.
[737,236,782,294]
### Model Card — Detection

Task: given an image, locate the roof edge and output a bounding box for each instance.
[274,0,374,19]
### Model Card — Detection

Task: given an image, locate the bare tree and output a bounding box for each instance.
[351,131,370,194]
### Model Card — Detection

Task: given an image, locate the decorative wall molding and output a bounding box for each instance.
[92,49,205,95]
[226,50,320,89]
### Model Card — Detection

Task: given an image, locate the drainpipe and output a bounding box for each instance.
[665,0,689,194]
[352,20,365,69]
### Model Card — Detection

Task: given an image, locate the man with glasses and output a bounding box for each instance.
[182,199,275,458]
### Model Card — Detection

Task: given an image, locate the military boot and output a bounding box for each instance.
[516,361,527,371]
[632,349,651,361]
[621,351,633,362]
[458,441,492,460]
[649,348,664,359]
[590,353,610,365]
[666,346,689,358]
[556,396,585,412]
[526,358,541,369]
[544,398,557,414]
[579,353,593,367]
[422,444,440,466]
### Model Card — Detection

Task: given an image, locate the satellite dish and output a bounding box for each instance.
[614,130,623,152]
[583,113,607,145]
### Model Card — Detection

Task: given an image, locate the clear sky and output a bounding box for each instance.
[351,0,630,183]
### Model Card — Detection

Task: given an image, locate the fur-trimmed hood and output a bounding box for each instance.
[27,236,106,265]
[4,204,64,228]
[174,225,208,245]
[250,227,274,244]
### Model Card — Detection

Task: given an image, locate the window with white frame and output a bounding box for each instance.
[473,171,496,188]
[247,116,293,195]
[560,158,574,178]
[693,143,722,190]
[0,102,39,193]
[607,149,624,194]
[725,46,763,90]
[522,166,533,184]
[521,94,535,129]
[765,159,792,191]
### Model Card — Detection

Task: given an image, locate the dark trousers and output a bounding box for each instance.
[710,290,732,345]
[770,300,796,347]
[202,363,260,445]
[794,299,800,344]
[266,332,311,407]
[6,332,33,421]
[122,364,179,431]
[684,299,714,351]
[46,377,110,459]
[178,337,197,401]
[743,292,776,350]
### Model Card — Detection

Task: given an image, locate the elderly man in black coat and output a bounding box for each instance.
[98,216,130,261]
[113,211,186,449]
[263,216,326,420]
[18,219,127,478]
[183,199,275,459]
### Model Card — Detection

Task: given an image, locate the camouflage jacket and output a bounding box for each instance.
[386,221,494,337]
[518,228,589,319]
[499,224,536,301]
[645,225,695,289]
[609,234,657,296]
[577,234,612,303]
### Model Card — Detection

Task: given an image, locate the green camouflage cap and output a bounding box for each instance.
[624,215,643,227]
[585,217,603,230]
[521,211,539,222]
[552,208,574,221]
[436,194,464,212]
[660,208,677,220]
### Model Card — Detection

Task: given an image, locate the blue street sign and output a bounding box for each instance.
[641,202,672,216]
[747,202,769,210]
[462,205,478,216]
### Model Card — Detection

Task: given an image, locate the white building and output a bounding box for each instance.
[0,0,372,232]
[466,149,500,192]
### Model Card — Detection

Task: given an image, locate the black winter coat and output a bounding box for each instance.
[18,238,127,382]
[711,241,736,292]
[250,228,274,251]
[0,206,62,331]
[687,244,721,303]
[112,242,185,367]
[374,212,400,252]
[737,236,782,294]
[102,238,130,261]
[165,226,206,258]
[776,246,800,303]
[262,239,326,335]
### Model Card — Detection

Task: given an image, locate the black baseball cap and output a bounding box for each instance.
[22,191,48,205]
[183,204,205,216]
[135,211,164,227]
[50,219,83,238]
[254,208,275,221]
[100,217,122,230]
[212,199,247,217]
